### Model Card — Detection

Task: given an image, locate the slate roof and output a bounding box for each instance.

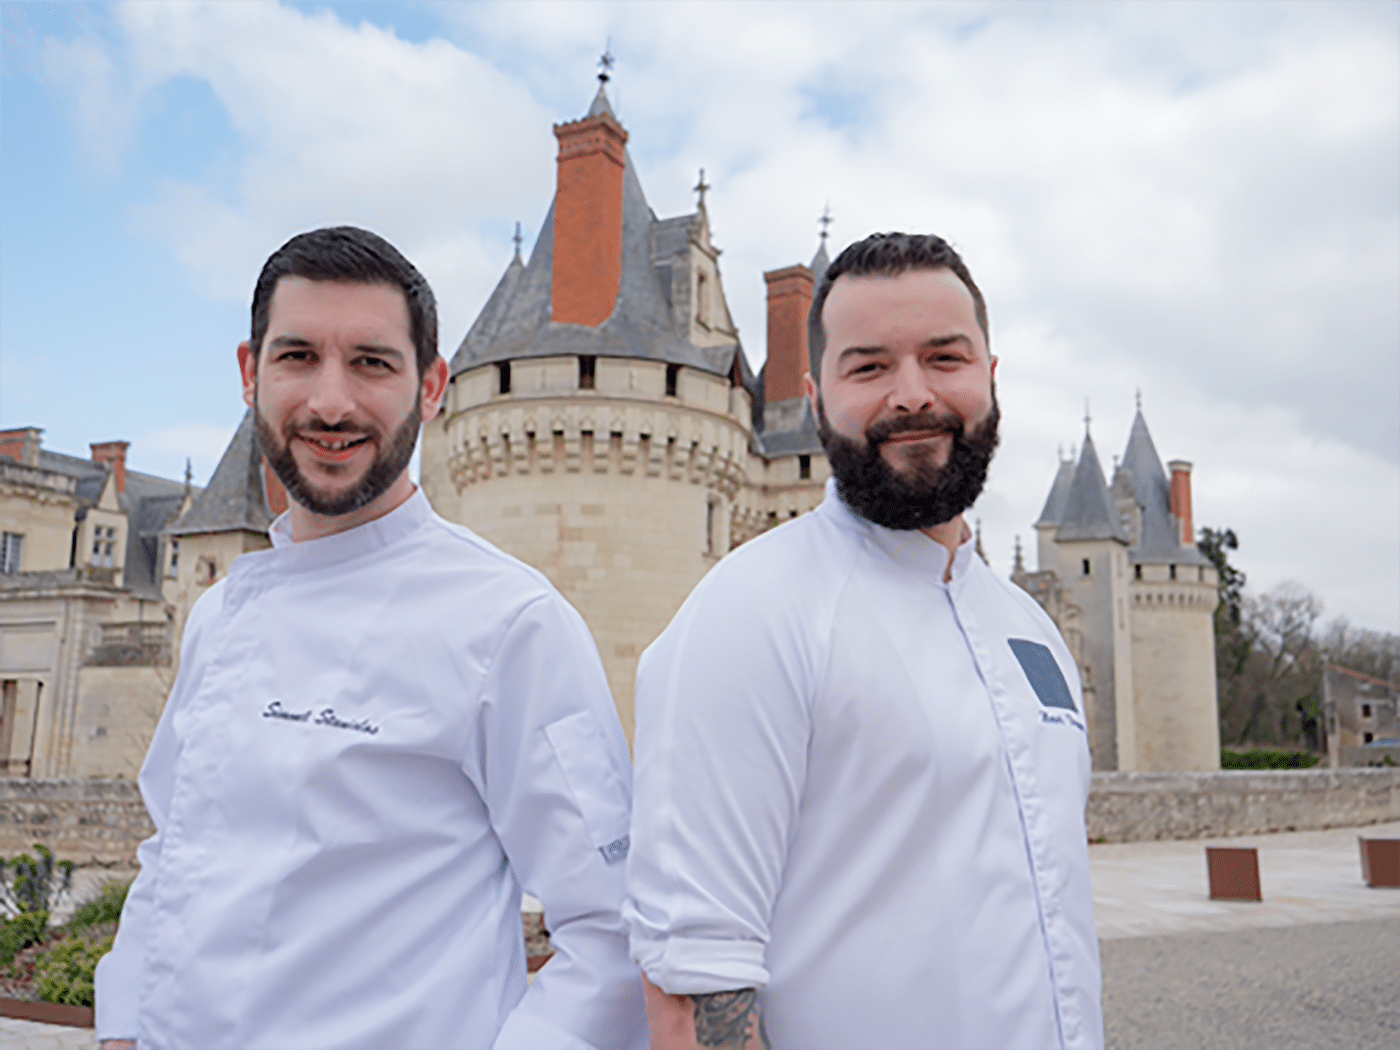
[810,241,831,280]
[168,410,274,536]
[758,398,825,456]
[1055,434,1129,543]
[1035,456,1077,527]
[1120,408,1208,565]
[449,91,740,381]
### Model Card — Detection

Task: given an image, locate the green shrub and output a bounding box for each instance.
[0,910,48,965]
[66,878,132,932]
[1,844,73,917]
[1221,748,1322,769]
[34,934,113,1007]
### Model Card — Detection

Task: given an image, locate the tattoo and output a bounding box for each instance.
[692,988,772,1049]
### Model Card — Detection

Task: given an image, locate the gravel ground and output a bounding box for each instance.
[1102,917,1400,1049]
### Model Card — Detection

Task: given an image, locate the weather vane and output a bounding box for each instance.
[693,168,710,208]
[512,221,523,259]
[819,202,833,245]
[598,43,615,84]
[1084,399,1092,435]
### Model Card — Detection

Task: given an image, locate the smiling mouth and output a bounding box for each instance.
[299,434,371,453]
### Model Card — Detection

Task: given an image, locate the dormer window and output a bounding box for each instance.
[91,526,116,568]
[168,539,180,578]
[1,532,22,573]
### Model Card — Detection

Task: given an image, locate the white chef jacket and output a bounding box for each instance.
[626,480,1103,1050]
[95,489,645,1050]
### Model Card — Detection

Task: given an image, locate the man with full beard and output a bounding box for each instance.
[95,227,645,1050]
[626,233,1103,1049]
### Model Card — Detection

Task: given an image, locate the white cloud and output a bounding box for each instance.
[28,0,1399,632]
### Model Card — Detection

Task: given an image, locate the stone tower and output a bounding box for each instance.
[1016,403,1220,770]
[419,84,828,738]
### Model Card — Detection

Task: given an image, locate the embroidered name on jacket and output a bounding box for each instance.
[1007,638,1085,731]
[263,700,380,735]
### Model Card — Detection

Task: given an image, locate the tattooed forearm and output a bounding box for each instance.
[692,988,772,1049]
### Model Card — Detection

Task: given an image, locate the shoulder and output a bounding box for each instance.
[968,561,1080,663]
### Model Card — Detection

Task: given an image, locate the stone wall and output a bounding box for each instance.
[0,777,151,865]
[1087,768,1400,843]
[7,769,1399,863]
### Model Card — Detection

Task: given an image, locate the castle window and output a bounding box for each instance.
[666,363,680,397]
[1362,704,1372,718]
[1198,566,1204,582]
[1365,732,1374,744]
[579,355,596,390]
[696,271,710,327]
[168,539,180,578]
[799,455,811,480]
[705,500,715,555]
[1134,564,1142,580]
[91,526,115,568]
[497,361,511,395]
[0,532,22,573]
[1081,558,1091,577]
[1169,564,1177,581]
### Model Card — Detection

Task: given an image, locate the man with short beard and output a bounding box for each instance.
[626,233,1103,1049]
[95,227,645,1050]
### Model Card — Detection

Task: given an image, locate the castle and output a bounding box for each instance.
[2,81,1223,774]
[1012,403,1221,771]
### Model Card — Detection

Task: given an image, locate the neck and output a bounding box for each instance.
[921,515,970,583]
[287,470,417,542]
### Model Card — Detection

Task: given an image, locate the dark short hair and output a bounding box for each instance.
[249,226,438,376]
[808,232,989,384]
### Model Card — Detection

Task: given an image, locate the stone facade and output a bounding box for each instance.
[1323,663,1399,767]
[1086,768,1400,842]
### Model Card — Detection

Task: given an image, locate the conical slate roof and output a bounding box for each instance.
[1121,408,1208,564]
[810,241,831,280]
[1055,434,1128,543]
[1035,456,1077,527]
[168,410,274,536]
[449,136,739,379]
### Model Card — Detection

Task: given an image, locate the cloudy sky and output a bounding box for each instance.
[2,1,1396,632]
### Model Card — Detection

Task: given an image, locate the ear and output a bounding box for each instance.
[420,356,450,422]
[237,341,257,409]
[989,354,999,380]
[803,372,819,420]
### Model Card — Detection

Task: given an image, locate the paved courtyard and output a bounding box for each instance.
[5,821,1397,1049]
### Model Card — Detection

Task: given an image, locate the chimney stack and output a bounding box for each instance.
[763,264,815,403]
[1168,459,1193,547]
[90,440,130,493]
[0,426,43,466]
[550,99,629,327]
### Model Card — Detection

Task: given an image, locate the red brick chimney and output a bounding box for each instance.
[1168,459,1193,546]
[551,101,629,327]
[763,264,815,402]
[0,426,42,466]
[90,440,130,493]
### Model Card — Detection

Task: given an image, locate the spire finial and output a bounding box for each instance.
[819,202,833,245]
[693,168,710,209]
[597,42,614,84]
[184,457,193,490]
[1014,534,1025,574]
[1084,399,1092,436]
[1135,387,1142,412]
[512,221,523,261]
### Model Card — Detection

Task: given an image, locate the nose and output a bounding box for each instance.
[305,358,356,424]
[888,355,935,414]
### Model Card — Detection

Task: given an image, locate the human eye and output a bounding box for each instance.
[357,354,395,372]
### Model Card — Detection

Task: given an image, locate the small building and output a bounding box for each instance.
[1323,663,1400,767]
[0,427,196,777]
[1013,404,1221,771]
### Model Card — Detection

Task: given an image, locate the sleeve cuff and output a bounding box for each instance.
[93,949,139,1041]
[633,935,770,996]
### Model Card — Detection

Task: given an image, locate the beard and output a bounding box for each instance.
[256,396,421,518]
[817,386,1000,531]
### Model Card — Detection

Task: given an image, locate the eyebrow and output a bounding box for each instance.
[267,335,407,361]
[834,333,972,364]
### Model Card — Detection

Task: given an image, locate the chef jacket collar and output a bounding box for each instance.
[255,486,434,574]
[820,478,976,584]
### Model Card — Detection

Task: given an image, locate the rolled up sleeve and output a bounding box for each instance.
[625,570,818,995]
